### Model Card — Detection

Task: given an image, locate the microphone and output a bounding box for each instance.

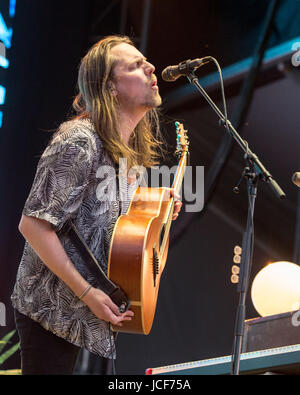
[292,172,300,187]
[161,57,211,82]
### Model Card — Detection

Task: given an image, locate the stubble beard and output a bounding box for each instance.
[143,90,162,110]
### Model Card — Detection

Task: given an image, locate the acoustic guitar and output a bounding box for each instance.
[107,122,189,334]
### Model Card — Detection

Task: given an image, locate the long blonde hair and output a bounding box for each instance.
[72,35,163,170]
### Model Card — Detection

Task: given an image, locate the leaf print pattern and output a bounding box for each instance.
[11,118,137,358]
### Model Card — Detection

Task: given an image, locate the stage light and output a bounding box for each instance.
[0,86,6,105]
[0,1,17,130]
[0,55,9,68]
[0,12,12,49]
[9,0,16,18]
[251,261,300,317]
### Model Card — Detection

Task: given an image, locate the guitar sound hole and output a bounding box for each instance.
[159,225,165,249]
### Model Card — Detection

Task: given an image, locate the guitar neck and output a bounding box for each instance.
[159,152,188,256]
[172,151,188,195]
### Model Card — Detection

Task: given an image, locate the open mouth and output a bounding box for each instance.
[151,78,158,89]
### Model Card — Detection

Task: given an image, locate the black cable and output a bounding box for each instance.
[210,56,251,159]
[210,57,228,126]
[108,323,118,375]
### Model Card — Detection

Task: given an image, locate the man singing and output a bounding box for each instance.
[11,35,182,375]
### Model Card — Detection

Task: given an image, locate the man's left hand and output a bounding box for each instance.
[169,189,182,221]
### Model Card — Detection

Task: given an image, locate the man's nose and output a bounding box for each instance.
[145,61,155,75]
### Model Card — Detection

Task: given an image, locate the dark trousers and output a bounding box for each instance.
[14,309,80,375]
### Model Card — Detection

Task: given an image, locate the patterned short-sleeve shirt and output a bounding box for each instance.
[11,118,138,358]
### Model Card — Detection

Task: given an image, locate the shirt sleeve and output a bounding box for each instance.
[22,136,93,231]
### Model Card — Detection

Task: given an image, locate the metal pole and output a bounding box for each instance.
[204,0,281,205]
[293,190,300,265]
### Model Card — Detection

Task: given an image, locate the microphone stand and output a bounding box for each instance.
[184,70,285,375]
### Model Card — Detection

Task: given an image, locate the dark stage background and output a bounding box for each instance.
[1,0,300,374]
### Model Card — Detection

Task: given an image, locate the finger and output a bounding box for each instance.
[120,315,133,321]
[174,201,182,210]
[120,311,134,320]
[168,188,180,200]
[107,306,134,323]
[111,313,133,326]
[116,310,134,321]
[167,188,180,199]
[173,204,182,215]
[123,310,134,317]
[105,298,122,317]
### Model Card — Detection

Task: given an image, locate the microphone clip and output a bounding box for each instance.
[177,59,197,75]
[233,166,259,195]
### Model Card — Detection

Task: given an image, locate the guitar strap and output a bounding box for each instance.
[57,220,130,313]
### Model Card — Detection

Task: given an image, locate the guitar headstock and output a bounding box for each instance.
[175,121,189,157]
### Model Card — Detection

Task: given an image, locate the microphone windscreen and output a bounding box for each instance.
[161,66,179,82]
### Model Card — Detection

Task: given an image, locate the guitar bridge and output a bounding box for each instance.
[152,245,160,287]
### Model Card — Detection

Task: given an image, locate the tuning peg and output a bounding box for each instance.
[233,255,241,264]
[231,274,239,284]
[234,246,242,255]
[231,245,242,284]
[232,265,240,275]
[233,245,242,264]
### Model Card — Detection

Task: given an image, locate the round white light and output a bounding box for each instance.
[251,261,300,317]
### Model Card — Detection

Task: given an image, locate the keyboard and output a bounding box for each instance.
[146,344,300,375]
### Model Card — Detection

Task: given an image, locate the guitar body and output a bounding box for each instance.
[108,186,171,334]
[108,121,189,335]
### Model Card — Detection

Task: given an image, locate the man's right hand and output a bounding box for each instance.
[82,287,134,326]
[18,215,134,327]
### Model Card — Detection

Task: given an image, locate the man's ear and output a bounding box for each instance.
[108,81,117,96]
